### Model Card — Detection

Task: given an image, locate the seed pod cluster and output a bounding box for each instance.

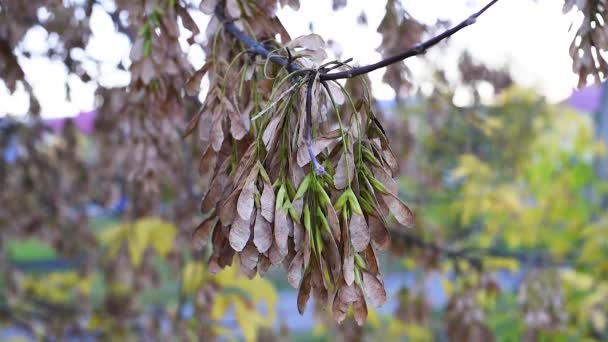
[191,1,414,324]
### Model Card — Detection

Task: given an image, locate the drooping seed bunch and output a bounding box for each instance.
[190,1,414,324]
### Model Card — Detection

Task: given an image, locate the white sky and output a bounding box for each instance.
[0,0,580,118]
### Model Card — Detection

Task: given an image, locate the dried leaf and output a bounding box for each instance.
[229,214,251,252]
[382,148,399,174]
[289,151,306,187]
[297,271,312,314]
[130,38,145,62]
[362,271,386,306]
[334,150,354,189]
[274,207,291,255]
[326,81,345,105]
[240,243,259,270]
[312,268,329,305]
[186,63,211,96]
[326,205,341,242]
[161,14,179,38]
[200,0,218,14]
[219,241,236,268]
[344,254,355,286]
[258,254,272,275]
[373,165,398,194]
[292,197,304,217]
[349,213,370,252]
[332,287,348,323]
[240,264,257,279]
[211,113,224,151]
[260,181,275,222]
[220,189,240,226]
[262,115,282,149]
[237,167,259,221]
[253,211,272,253]
[211,225,227,257]
[364,245,379,275]
[303,225,311,268]
[192,217,216,250]
[232,145,256,185]
[199,147,218,187]
[226,0,241,18]
[287,33,325,50]
[201,163,229,213]
[228,103,249,140]
[383,193,414,228]
[322,228,341,282]
[268,241,285,265]
[332,282,358,323]
[287,251,304,288]
[177,5,200,38]
[353,286,368,326]
[140,59,156,84]
[296,136,336,167]
[199,109,214,143]
[184,111,202,138]
[369,215,389,250]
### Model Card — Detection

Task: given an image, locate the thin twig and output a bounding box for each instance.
[321,0,501,80]
[215,0,501,80]
[305,73,325,175]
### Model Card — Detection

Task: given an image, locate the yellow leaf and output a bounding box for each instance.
[76,274,95,296]
[312,323,327,337]
[127,222,148,267]
[137,217,177,257]
[215,266,277,326]
[405,323,432,342]
[88,314,106,330]
[234,297,264,342]
[560,269,593,291]
[451,154,491,181]
[441,277,453,297]
[212,326,237,342]
[98,223,127,260]
[211,294,232,320]
[181,261,206,295]
[109,282,130,295]
[247,277,278,325]
[592,310,607,332]
[99,217,178,267]
[367,307,380,328]
[484,257,519,272]
[387,319,408,338]
[402,258,416,270]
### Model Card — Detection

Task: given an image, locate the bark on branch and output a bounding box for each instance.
[216,0,501,80]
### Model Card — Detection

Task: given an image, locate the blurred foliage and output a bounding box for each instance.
[3,81,608,341]
[373,83,608,340]
[2,0,608,340]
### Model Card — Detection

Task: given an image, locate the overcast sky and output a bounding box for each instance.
[0,0,580,118]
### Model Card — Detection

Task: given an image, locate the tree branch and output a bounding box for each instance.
[390,229,573,271]
[216,0,501,80]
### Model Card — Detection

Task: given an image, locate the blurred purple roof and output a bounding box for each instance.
[568,83,603,114]
[45,110,96,134]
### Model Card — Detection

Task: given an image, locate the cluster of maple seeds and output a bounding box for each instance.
[190,0,414,324]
